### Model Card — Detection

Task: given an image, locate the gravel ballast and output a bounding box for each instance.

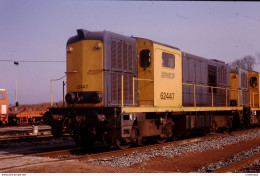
[197,145,260,172]
[90,130,260,167]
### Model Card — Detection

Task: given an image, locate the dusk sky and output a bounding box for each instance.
[0,1,260,105]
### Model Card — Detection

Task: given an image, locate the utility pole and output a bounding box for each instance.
[14,61,19,111]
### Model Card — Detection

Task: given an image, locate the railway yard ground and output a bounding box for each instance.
[0,125,51,137]
[0,126,259,173]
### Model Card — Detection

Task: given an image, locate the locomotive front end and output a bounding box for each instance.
[66,30,104,107]
[55,29,137,148]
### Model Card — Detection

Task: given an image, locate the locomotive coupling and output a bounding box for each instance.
[43,111,53,126]
[43,111,64,126]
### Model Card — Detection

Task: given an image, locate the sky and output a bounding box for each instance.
[0,0,260,105]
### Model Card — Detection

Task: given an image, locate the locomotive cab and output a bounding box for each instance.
[136,38,182,107]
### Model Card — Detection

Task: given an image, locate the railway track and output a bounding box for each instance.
[213,153,260,173]
[0,134,53,143]
[240,159,260,173]
[0,125,52,144]
[0,134,72,145]
[1,128,259,172]
[0,131,226,172]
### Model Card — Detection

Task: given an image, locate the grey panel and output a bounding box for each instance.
[201,61,208,106]
[195,60,201,105]
[230,68,249,106]
[182,52,231,107]
[182,55,190,106]
[188,58,195,105]
[109,38,137,106]
[188,58,195,83]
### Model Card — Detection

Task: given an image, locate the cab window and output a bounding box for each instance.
[250,77,257,87]
[140,49,151,69]
[0,93,5,100]
[162,52,175,69]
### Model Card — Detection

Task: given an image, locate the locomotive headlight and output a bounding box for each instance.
[90,92,102,103]
[95,42,102,49]
[67,47,73,53]
[65,93,76,104]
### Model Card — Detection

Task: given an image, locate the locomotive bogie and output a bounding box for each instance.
[250,111,260,126]
[212,114,233,131]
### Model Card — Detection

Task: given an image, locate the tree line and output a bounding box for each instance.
[230,53,260,70]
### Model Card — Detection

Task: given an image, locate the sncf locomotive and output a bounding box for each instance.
[44,29,260,149]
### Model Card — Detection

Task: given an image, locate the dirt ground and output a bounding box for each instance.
[4,137,260,173]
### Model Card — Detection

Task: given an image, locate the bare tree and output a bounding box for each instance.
[230,55,256,70]
[257,52,260,60]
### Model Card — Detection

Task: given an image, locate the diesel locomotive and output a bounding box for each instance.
[44,29,260,149]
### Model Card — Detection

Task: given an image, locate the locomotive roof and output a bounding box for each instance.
[67,29,180,51]
[182,51,229,67]
[68,29,229,69]
[133,37,180,51]
[67,29,136,46]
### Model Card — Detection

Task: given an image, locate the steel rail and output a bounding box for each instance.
[0,134,71,144]
[213,153,260,173]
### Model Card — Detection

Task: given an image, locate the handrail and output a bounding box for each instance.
[252,92,260,107]
[182,83,243,107]
[121,76,247,108]
[132,77,154,106]
[121,76,154,107]
[134,78,154,82]
[121,75,124,107]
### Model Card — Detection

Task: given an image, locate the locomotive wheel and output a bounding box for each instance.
[103,131,113,146]
[72,114,98,149]
[131,127,142,146]
[157,136,167,144]
[211,121,217,132]
[74,127,96,149]
[157,124,172,144]
[51,120,63,137]
[116,138,131,150]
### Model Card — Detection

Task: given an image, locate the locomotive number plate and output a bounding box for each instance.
[76,84,88,89]
[160,92,174,100]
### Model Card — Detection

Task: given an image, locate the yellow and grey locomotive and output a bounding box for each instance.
[44,29,260,149]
